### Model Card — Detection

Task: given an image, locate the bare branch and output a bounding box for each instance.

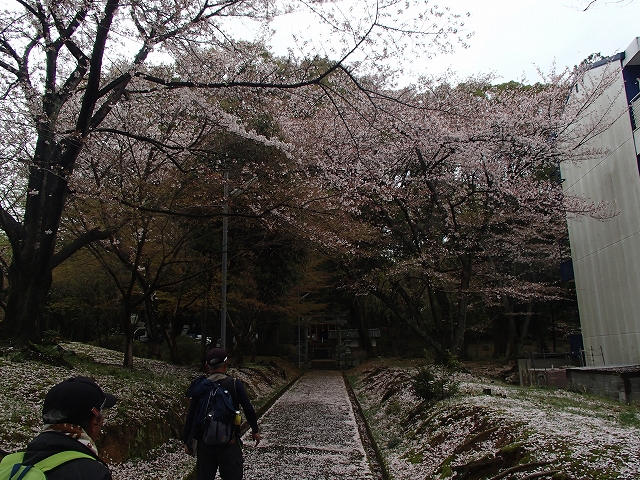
[0,204,26,246]
[52,228,111,269]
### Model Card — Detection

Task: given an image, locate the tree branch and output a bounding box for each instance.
[51,228,111,269]
[0,205,26,246]
[75,0,119,136]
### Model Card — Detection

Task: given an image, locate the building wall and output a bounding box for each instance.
[560,39,640,366]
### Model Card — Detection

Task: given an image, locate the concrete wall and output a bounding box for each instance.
[567,368,640,403]
[560,39,640,366]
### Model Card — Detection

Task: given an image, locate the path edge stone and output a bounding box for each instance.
[342,372,390,480]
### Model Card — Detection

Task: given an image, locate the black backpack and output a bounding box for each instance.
[200,380,239,446]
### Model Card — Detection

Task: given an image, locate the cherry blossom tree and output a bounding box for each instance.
[0,0,469,344]
[275,67,618,360]
[63,68,342,366]
[63,82,278,366]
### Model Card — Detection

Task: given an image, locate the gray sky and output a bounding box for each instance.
[407,0,640,82]
[263,0,640,84]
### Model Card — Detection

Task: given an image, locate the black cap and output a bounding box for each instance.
[42,376,116,425]
[206,348,228,367]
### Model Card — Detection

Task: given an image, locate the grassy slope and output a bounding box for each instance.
[348,359,640,480]
[0,342,299,480]
[6,344,639,479]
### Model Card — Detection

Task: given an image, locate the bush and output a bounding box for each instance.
[412,365,459,403]
[387,435,402,449]
[41,330,64,345]
[385,400,402,417]
[442,350,466,372]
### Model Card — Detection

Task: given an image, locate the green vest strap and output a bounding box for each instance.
[0,450,95,475]
[34,451,95,472]
[0,452,25,466]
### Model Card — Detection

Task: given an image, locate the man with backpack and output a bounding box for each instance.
[183,348,261,480]
[0,376,116,480]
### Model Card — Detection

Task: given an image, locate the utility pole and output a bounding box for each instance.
[221,171,229,351]
[220,173,257,352]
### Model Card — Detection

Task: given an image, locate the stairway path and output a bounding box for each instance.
[242,370,376,480]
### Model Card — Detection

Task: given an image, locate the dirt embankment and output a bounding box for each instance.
[348,358,640,480]
[0,344,300,471]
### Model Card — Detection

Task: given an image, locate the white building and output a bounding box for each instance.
[560,38,640,366]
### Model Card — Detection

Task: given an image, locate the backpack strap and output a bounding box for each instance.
[215,376,238,406]
[232,378,237,401]
[203,382,217,415]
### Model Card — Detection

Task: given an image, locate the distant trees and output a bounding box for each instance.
[47,249,119,344]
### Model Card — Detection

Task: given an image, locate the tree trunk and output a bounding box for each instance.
[144,295,162,359]
[517,303,534,354]
[373,287,444,356]
[2,203,109,345]
[3,263,53,344]
[452,253,472,357]
[123,329,134,369]
[434,288,453,352]
[0,0,125,345]
[2,157,67,345]
[492,314,508,358]
[234,342,245,366]
[250,338,256,363]
[166,330,179,364]
[121,308,135,368]
[168,302,186,363]
[507,315,517,358]
[353,297,375,359]
[428,284,450,347]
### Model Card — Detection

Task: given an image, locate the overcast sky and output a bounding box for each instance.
[262,0,640,85]
[419,0,640,82]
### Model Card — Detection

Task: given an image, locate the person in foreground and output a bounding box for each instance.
[183,348,261,480]
[1,376,116,480]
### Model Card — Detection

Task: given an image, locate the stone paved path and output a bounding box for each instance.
[242,370,376,480]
